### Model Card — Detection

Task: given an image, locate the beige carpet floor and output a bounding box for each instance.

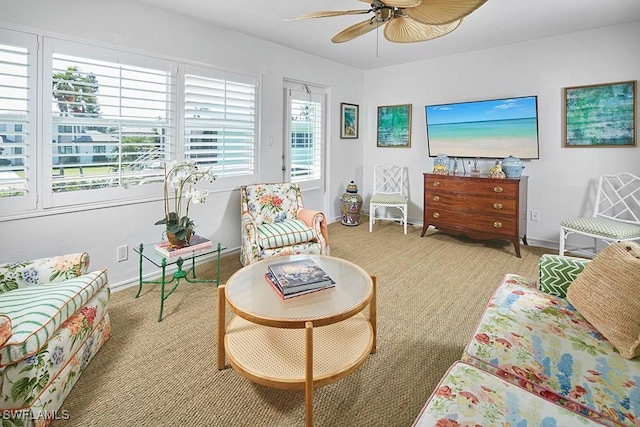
[55,220,552,426]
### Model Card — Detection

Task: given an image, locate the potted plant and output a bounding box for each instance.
[155,160,216,248]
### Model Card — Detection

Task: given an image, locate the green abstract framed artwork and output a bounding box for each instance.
[377,104,412,147]
[340,103,359,139]
[563,80,637,147]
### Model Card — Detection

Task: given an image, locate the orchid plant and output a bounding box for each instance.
[155,160,216,241]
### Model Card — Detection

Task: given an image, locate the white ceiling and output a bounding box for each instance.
[135,0,640,70]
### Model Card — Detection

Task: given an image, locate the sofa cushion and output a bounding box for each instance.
[566,242,640,360]
[258,219,316,249]
[0,285,110,410]
[0,252,90,293]
[0,269,108,366]
[538,253,590,298]
[413,362,601,427]
[463,274,640,427]
[242,184,301,225]
[0,315,11,346]
[259,242,323,262]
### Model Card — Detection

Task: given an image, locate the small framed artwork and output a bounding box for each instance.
[377,104,412,147]
[340,103,359,139]
[563,80,637,147]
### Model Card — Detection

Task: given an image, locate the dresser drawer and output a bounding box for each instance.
[425,208,517,236]
[425,191,517,215]
[425,175,517,198]
[422,173,527,257]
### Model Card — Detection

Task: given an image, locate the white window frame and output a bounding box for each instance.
[0,28,260,219]
[181,63,258,186]
[0,28,38,214]
[284,81,326,190]
[41,37,177,209]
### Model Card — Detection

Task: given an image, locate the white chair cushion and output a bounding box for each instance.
[0,269,108,366]
[370,194,407,205]
[258,219,316,249]
[561,217,640,239]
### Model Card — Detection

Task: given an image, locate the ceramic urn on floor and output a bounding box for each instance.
[340,181,363,226]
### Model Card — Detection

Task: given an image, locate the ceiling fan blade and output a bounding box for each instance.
[288,9,371,21]
[359,0,422,7]
[403,0,487,25]
[331,18,385,43]
[383,17,461,43]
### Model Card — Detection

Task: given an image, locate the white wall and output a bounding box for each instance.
[362,20,640,248]
[2,1,638,288]
[0,0,365,288]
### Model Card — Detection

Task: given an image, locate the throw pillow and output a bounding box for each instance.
[566,241,640,359]
[0,315,11,347]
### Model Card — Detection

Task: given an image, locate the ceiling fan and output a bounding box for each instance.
[289,0,487,43]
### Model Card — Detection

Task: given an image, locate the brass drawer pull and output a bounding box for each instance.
[493,222,503,228]
[433,195,440,201]
[433,212,440,219]
[433,181,441,187]
[493,186,503,193]
[493,203,503,210]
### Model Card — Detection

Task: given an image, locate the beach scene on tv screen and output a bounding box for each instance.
[426,96,539,159]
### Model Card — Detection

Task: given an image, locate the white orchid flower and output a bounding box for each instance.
[186,188,209,204]
[159,160,217,241]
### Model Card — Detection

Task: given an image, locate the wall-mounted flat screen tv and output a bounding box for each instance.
[425,95,540,159]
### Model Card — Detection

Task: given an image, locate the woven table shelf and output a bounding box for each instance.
[225,312,373,390]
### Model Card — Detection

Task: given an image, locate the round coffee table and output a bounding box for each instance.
[217,255,376,427]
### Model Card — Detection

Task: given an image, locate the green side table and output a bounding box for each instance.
[134,242,225,321]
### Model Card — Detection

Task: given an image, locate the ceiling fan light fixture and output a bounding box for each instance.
[375,7,394,22]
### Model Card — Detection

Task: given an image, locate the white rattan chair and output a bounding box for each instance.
[369,164,408,234]
[559,172,640,257]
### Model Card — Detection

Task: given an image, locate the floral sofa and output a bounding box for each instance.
[240,182,329,265]
[0,253,110,426]
[414,244,640,426]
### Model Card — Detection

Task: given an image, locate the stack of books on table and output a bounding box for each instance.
[265,258,335,299]
[154,235,212,258]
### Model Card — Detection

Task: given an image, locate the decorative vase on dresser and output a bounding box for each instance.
[421,173,528,257]
[501,155,525,178]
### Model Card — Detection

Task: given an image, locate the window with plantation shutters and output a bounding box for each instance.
[0,29,37,213]
[285,82,325,186]
[0,29,260,217]
[44,38,175,207]
[184,65,256,177]
[289,97,322,182]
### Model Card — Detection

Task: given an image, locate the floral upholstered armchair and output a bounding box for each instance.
[240,183,329,265]
[0,253,110,426]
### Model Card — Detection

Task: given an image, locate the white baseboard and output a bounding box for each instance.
[109,246,241,293]
[334,211,422,227]
[109,226,563,293]
[522,237,558,251]
[414,220,562,252]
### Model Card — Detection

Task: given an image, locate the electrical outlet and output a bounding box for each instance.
[531,210,540,222]
[117,245,128,262]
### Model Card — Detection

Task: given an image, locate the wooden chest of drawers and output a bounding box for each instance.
[421,173,528,257]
